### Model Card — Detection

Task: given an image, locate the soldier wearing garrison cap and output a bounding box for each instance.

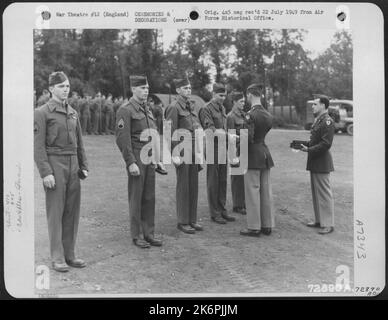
[199,82,236,224]
[226,91,247,215]
[115,75,166,249]
[165,76,203,234]
[34,71,89,272]
[240,83,275,238]
[300,94,335,234]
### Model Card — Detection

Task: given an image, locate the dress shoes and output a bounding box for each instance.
[177,224,196,234]
[65,258,87,268]
[144,236,163,246]
[52,262,70,272]
[155,164,168,175]
[190,223,203,231]
[133,238,151,248]
[261,227,272,235]
[211,216,227,224]
[306,221,321,228]
[240,229,261,237]
[318,227,334,234]
[221,213,236,222]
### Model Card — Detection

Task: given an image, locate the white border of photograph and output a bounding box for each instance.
[3,2,385,298]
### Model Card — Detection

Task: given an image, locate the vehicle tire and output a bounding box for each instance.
[346,124,353,136]
[304,123,312,130]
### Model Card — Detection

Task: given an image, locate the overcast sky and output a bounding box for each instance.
[161,29,339,58]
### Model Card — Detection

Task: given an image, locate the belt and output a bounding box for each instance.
[46,146,77,155]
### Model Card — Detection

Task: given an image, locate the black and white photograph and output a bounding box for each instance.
[3,2,385,299]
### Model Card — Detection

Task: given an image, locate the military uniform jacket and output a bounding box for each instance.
[34,99,88,178]
[115,97,157,168]
[165,95,201,149]
[89,98,101,113]
[307,112,335,173]
[226,108,246,136]
[199,99,227,131]
[79,98,91,116]
[103,99,114,113]
[245,104,274,170]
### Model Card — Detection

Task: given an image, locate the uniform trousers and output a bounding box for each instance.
[128,149,156,239]
[206,163,227,218]
[310,173,334,227]
[91,111,100,134]
[81,113,90,135]
[244,169,274,230]
[45,154,80,262]
[231,174,245,209]
[175,163,199,225]
[103,110,113,133]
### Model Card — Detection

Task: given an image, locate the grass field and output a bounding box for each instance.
[34,129,353,295]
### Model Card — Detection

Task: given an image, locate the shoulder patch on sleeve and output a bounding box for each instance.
[326,119,332,126]
[117,118,125,129]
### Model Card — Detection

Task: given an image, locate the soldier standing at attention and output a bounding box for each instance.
[301,94,335,235]
[165,77,203,234]
[68,91,80,115]
[240,83,275,237]
[199,83,236,224]
[90,92,101,135]
[99,94,106,135]
[79,94,92,135]
[226,91,247,215]
[34,71,89,272]
[102,93,114,135]
[115,75,167,248]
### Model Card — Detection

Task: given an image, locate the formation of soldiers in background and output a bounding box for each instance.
[34,88,264,137]
[34,90,164,136]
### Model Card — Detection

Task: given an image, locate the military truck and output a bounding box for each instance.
[304,99,353,136]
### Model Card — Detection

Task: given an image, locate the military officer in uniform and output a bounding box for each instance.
[115,75,166,248]
[240,83,275,237]
[34,71,88,272]
[226,91,246,215]
[301,94,335,234]
[199,83,236,224]
[165,77,203,234]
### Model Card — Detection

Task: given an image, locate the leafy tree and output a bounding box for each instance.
[312,30,353,99]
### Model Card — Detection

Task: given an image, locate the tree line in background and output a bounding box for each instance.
[34,29,352,115]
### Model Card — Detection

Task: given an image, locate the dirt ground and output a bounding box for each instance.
[34,129,353,296]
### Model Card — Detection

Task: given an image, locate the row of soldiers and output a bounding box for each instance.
[34,90,165,135]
